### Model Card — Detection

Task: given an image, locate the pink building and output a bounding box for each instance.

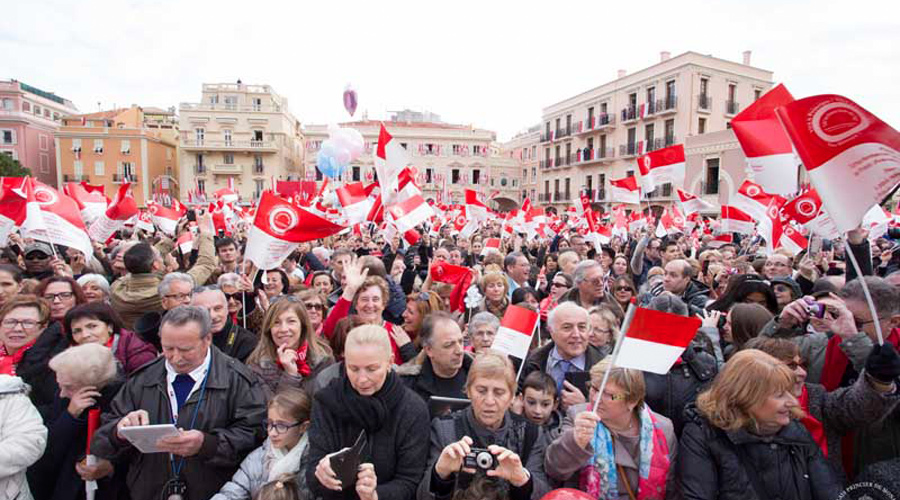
[0,80,79,186]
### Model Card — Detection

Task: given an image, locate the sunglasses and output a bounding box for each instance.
[550,282,568,288]
[224,292,247,302]
[614,286,634,293]
[303,302,325,311]
[25,253,50,261]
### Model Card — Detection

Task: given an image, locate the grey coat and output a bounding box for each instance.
[760,319,872,385]
[210,437,309,500]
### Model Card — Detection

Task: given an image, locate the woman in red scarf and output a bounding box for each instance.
[247,297,334,398]
[0,295,49,376]
[744,337,900,480]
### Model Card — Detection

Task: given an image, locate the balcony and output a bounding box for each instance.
[583,189,594,201]
[62,174,90,183]
[253,164,265,175]
[553,191,571,202]
[596,189,607,201]
[194,164,207,175]
[659,95,678,114]
[112,174,138,183]
[540,131,553,143]
[554,126,572,140]
[180,139,278,152]
[726,100,740,115]
[664,135,677,147]
[554,157,562,168]
[697,94,712,111]
[621,106,637,123]
[538,193,551,203]
[646,100,658,115]
[179,102,282,113]
[645,138,664,152]
[539,159,553,169]
[575,113,615,135]
[645,184,674,199]
[210,164,243,174]
[575,148,614,164]
[619,143,638,157]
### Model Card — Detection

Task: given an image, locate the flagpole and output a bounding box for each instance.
[843,238,884,345]
[593,300,637,413]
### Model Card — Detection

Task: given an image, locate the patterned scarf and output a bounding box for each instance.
[579,405,670,500]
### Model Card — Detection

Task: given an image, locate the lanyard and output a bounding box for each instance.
[169,369,210,479]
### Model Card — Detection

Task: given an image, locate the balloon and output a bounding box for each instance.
[539,489,596,500]
[315,125,365,179]
[343,85,358,117]
[317,150,346,179]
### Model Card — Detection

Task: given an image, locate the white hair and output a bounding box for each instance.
[49,344,117,388]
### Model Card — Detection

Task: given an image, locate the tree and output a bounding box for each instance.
[0,155,31,177]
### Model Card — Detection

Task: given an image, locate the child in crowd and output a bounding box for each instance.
[519,370,563,438]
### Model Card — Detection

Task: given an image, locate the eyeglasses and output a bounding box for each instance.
[589,387,626,401]
[1,319,40,329]
[614,286,634,293]
[224,292,246,302]
[43,292,74,302]
[551,282,568,288]
[163,293,192,302]
[263,419,301,434]
[854,316,885,330]
[303,302,324,311]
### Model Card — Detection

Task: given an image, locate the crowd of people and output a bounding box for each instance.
[2,207,900,500]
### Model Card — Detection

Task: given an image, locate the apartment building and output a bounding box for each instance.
[178,82,304,202]
[302,111,524,209]
[55,105,178,205]
[498,125,541,206]
[0,80,79,186]
[539,51,774,212]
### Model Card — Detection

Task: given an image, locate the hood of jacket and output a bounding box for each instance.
[0,374,28,395]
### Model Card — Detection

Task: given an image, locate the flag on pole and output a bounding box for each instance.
[719,206,755,235]
[779,225,808,255]
[610,176,641,204]
[22,179,93,257]
[87,183,138,242]
[465,189,489,221]
[732,180,786,222]
[386,195,433,233]
[429,262,474,312]
[336,182,374,225]
[614,307,700,374]
[490,305,539,364]
[677,189,715,215]
[637,144,686,192]
[776,94,900,232]
[374,124,411,204]
[146,201,184,236]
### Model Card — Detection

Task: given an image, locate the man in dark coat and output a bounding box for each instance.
[91,306,266,500]
[399,312,471,415]
[191,286,258,362]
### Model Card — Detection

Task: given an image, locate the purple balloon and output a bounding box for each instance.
[343,87,358,117]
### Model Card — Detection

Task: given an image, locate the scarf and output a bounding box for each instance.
[798,385,828,457]
[0,339,37,376]
[579,405,670,500]
[275,341,312,377]
[265,434,309,482]
[321,368,405,433]
[821,328,900,391]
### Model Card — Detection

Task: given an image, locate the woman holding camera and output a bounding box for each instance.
[418,351,550,500]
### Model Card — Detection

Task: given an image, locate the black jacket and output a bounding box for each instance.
[400,355,472,412]
[211,319,258,363]
[305,370,430,500]
[91,346,267,500]
[519,342,607,393]
[677,407,843,500]
[17,321,69,417]
[644,345,718,436]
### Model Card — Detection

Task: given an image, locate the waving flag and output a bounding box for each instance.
[429,261,474,312]
[386,194,433,233]
[214,187,239,203]
[610,176,641,204]
[637,143,685,192]
[776,94,900,232]
[87,183,139,242]
[732,180,786,222]
[336,182,374,225]
[731,84,800,194]
[779,225,808,255]
[490,305,539,367]
[146,201,184,236]
[677,189,715,215]
[481,237,502,256]
[719,205,755,235]
[780,188,840,238]
[615,307,701,374]
[0,178,26,246]
[22,179,92,256]
[375,124,411,204]
[64,182,108,224]
[465,189,489,221]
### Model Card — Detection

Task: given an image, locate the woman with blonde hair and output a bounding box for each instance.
[478,272,509,320]
[545,359,677,499]
[677,349,842,500]
[247,298,334,398]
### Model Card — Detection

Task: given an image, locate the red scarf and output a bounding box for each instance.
[798,385,828,457]
[0,339,37,376]
[276,342,312,377]
[821,328,900,391]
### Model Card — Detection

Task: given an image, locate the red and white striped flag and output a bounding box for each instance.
[677,188,715,215]
[481,237,501,256]
[336,182,374,225]
[146,200,184,236]
[490,305,539,364]
[375,124,411,204]
[63,182,108,224]
[719,206,755,235]
[610,175,640,205]
[177,231,194,255]
[638,144,685,192]
[386,194,433,233]
[0,178,26,246]
[465,189,489,221]
[615,307,701,374]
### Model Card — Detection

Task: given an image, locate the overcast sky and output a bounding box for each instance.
[4,0,898,141]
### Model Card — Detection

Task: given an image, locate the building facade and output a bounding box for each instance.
[0,80,79,186]
[538,51,774,213]
[498,125,541,207]
[55,106,179,205]
[178,82,304,202]
[302,112,524,209]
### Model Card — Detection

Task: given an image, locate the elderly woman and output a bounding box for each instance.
[419,351,550,500]
[587,306,617,356]
[677,349,843,500]
[478,272,509,321]
[36,276,86,325]
[467,312,500,354]
[246,298,334,398]
[76,274,110,304]
[401,291,444,349]
[63,303,157,376]
[29,344,125,500]
[545,359,677,500]
[296,289,327,336]
[322,258,415,365]
[212,388,312,500]
[218,272,263,334]
[0,372,47,500]
[307,325,430,500]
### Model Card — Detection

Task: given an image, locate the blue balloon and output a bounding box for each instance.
[317,150,346,179]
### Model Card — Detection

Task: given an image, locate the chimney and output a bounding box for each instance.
[617,69,627,79]
[742,50,752,65]
[660,51,671,62]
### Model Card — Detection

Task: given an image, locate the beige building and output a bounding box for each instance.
[178,82,304,202]
[302,111,524,209]
[539,50,774,212]
[498,125,541,206]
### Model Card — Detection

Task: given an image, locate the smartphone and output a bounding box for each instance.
[809,234,822,256]
[564,371,591,399]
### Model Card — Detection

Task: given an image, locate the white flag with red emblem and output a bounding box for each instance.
[677,189,715,215]
[245,191,346,270]
[719,206,755,235]
[22,178,92,256]
[146,201,184,236]
[776,94,900,232]
[779,225,808,255]
[136,210,154,233]
[87,183,139,242]
[386,194,433,233]
[490,305,539,365]
[465,189,489,221]
[610,175,641,204]
[655,207,686,238]
[732,180,786,222]
[731,84,800,195]
[637,144,685,192]
[780,188,840,238]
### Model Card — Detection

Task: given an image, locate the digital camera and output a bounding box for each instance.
[464,448,497,471]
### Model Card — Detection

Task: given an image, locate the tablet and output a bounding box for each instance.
[428,396,471,417]
[118,424,180,453]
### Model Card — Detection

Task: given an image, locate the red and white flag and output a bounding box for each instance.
[374,124,411,204]
[146,201,184,236]
[386,194,433,233]
[245,191,345,270]
[719,206,755,235]
[780,188,840,238]
[135,210,154,233]
[87,183,139,242]
[758,197,785,253]
[215,187,239,203]
[677,189,715,215]
[429,262,474,312]
[610,176,641,205]
[706,233,734,248]
[336,182,374,225]
[776,94,900,232]
[394,168,422,205]
[637,143,685,192]
[176,231,194,255]
[22,179,92,257]
[779,225,808,255]
[655,207,686,238]
[0,178,26,246]
[481,237,502,256]
[731,84,800,195]
[615,307,701,374]
[732,180,786,222]
[63,182,108,224]
[465,189,489,221]
[628,211,647,233]
[490,305,539,363]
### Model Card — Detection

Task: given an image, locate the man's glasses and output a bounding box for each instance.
[163,293,192,302]
[263,419,301,434]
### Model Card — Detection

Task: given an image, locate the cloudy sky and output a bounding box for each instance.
[4,0,898,141]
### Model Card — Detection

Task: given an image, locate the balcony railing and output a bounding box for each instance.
[540,131,552,142]
[63,174,90,183]
[701,180,721,195]
[662,95,678,112]
[619,143,638,157]
[554,126,572,140]
[645,137,664,152]
[181,139,277,150]
[540,159,553,169]
[554,157,562,168]
[195,164,206,175]
[112,174,138,183]
[577,113,615,134]
[698,94,711,110]
[621,106,637,122]
[664,135,677,147]
[538,193,551,202]
[179,102,282,113]
[575,148,614,163]
[553,191,571,202]
[211,164,243,174]
[646,100,658,115]
[726,100,740,115]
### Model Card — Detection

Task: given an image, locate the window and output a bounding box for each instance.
[554,179,560,198]
[665,80,676,102]
[555,145,561,165]
[587,107,594,126]
[522,168,527,182]
[195,128,205,145]
[94,161,105,176]
[40,154,49,173]
[728,83,736,102]
[22,102,30,112]
[664,119,675,145]
[74,161,83,178]
[627,127,636,153]
[700,78,709,97]
[555,118,561,134]
[531,145,536,158]
[253,130,263,142]
[586,174,593,191]
[224,129,233,146]
[628,93,637,108]
[645,124,655,150]
[224,154,234,164]
[44,109,50,118]
[196,154,205,173]
[754,88,762,101]
[426,168,433,183]
[72,138,82,152]
[566,114,572,133]
[252,98,262,111]
[121,161,135,179]
[646,87,656,112]
[545,122,550,138]
[224,96,238,110]
[352,166,361,181]
[254,155,263,173]
[197,179,206,193]
[544,180,550,197]
[120,140,131,154]
[1,99,12,110]
[209,95,219,105]
[564,179,570,199]
[599,135,607,157]
[452,169,460,183]
[501,177,508,187]
[33,105,41,115]
[565,143,571,164]
[93,139,104,153]
[1,130,14,145]
[53,112,59,121]
[255,180,265,197]
[598,173,606,199]
[473,169,481,185]
[698,117,707,135]
[705,158,720,195]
